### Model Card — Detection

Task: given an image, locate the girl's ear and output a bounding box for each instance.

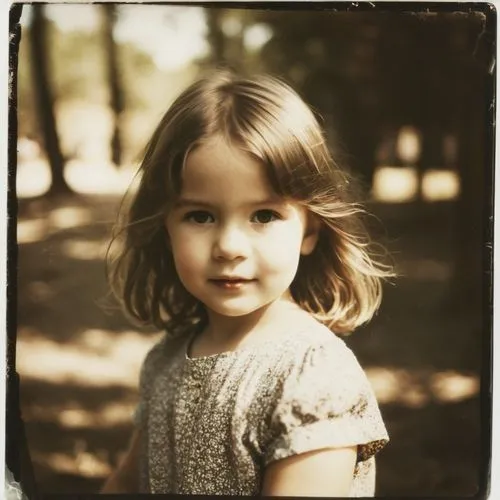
[300,214,320,255]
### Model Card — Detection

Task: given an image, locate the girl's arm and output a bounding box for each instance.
[261,445,357,497]
[100,429,142,493]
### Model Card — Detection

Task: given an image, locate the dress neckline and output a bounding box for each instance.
[183,319,333,362]
[184,329,271,362]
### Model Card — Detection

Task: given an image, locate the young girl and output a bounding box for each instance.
[102,70,392,496]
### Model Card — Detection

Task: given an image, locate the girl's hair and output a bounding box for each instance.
[107,70,393,336]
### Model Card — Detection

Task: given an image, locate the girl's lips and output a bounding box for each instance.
[209,278,255,290]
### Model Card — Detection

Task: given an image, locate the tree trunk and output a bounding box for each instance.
[102,4,124,167]
[451,14,493,313]
[29,4,72,196]
[206,8,226,66]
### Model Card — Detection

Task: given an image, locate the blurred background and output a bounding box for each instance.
[13,3,493,496]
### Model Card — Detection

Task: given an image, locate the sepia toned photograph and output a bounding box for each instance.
[7,2,494,498]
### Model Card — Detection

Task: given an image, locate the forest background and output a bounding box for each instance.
[10,3,495,497]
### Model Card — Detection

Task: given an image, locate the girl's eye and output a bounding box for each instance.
[252,210,281,224]
[185,211,214,224]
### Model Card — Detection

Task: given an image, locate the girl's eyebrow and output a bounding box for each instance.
[174,197,285,208]
[174,198,214,208]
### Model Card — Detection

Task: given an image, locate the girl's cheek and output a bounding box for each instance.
[174,237,200,257]
[258,232,303,265]
[174,232,210,263]
[264,225,305,249]
[172,226,202,244]
[173,250,204,279]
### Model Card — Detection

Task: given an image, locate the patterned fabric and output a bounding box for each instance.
[134,323,389,496]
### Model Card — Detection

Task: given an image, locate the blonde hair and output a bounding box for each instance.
[107,70,393,336]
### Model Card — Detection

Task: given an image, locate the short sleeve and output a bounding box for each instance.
[265,339,389,465]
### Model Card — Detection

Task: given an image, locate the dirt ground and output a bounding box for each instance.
[13,193,488,497]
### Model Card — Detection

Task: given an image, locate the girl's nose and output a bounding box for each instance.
[212,224,249,261]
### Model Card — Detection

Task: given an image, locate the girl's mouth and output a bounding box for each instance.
[209,278,254,290]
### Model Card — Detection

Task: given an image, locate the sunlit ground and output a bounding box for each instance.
[371,166,460,203]
[421,169,461,202]
[366,367,479,408]
[17,328,161,388]
[17,158,139,199]
[17,205,101,245]
[30,447,113,480]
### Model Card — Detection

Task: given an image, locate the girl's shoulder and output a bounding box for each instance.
[250,319,368,395]
[284,325,367,382]
[271,320,359,371]
[269,320,378,405]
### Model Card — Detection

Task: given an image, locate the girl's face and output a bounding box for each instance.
[165,136,318,322]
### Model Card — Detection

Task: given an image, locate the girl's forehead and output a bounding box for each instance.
[180,137,275,197]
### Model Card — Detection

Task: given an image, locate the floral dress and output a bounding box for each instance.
[134,323,389,496]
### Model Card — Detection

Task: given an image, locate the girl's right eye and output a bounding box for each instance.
[184,211,214,224]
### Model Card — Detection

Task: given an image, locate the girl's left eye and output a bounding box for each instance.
[251,210,281,224]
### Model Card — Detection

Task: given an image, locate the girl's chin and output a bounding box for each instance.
[202,300,268,319]
[203,298,290,320]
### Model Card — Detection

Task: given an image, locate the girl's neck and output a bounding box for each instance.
[193,297,310,358]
